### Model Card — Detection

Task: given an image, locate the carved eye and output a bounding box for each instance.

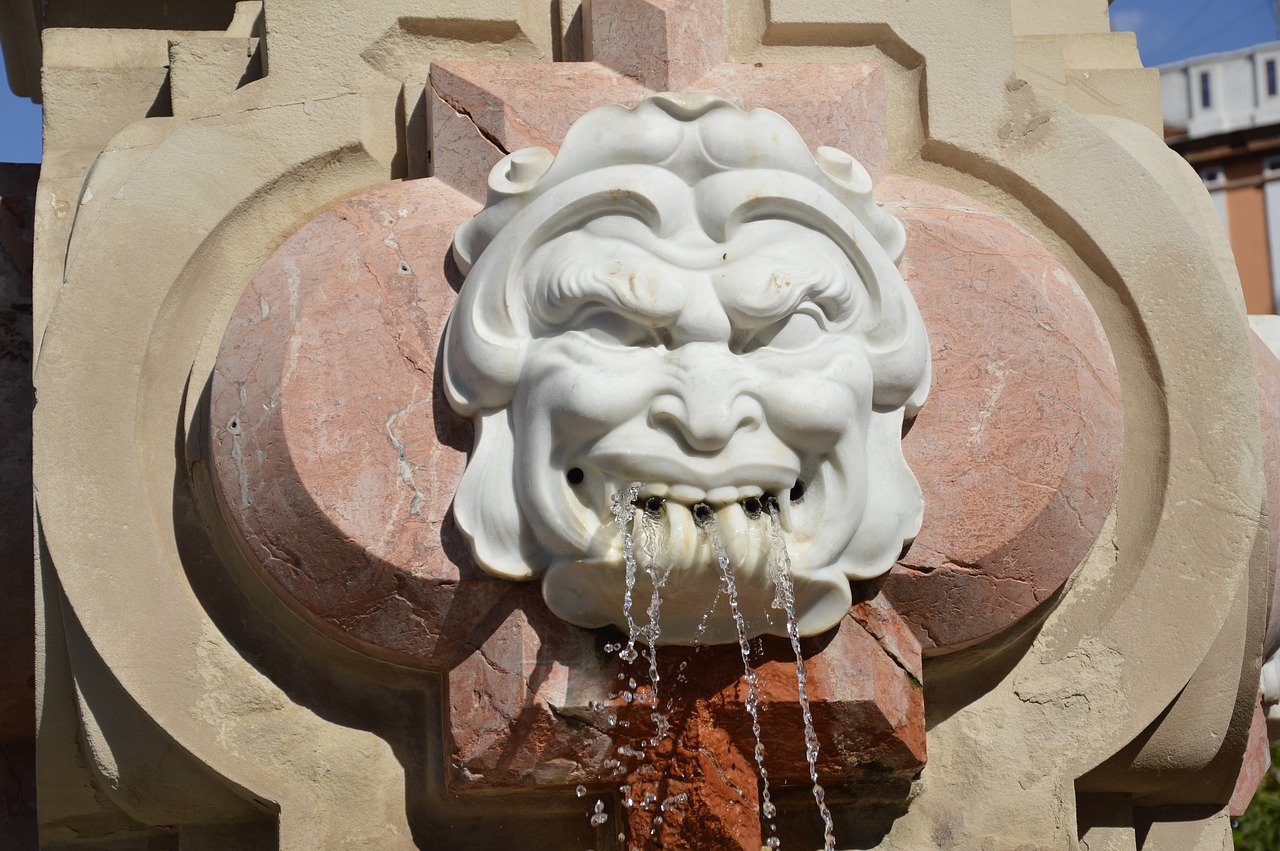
[741,311,822,353]
[578,310,662,348]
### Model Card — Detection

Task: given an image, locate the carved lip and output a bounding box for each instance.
[586,453,798,497]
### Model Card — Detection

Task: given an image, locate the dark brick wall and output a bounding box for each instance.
[0,162,37,850]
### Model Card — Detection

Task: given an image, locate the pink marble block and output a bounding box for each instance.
[1229,697,1272,818]
[211,174,1121,797]
[878,177,1124,654]
[428,57,886,203]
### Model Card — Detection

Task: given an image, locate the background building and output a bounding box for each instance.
[1162,42,1280,313]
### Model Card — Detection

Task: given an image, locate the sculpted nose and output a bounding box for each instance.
[650,354,763,452]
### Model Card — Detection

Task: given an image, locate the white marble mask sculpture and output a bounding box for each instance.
[443,93,931,644]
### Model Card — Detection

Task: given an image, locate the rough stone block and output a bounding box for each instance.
[1252,329,1280,658]
[878,177,1123,653]
[168,36,261,117]
[590,0,723,91]
[1229,698,1271,818]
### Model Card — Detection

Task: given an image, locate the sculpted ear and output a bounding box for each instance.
[840,409,924,578]
[441,254,526,414]
[451,410,544,579]
[453,147,555,275]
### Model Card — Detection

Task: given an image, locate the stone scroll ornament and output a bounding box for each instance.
[442,93,932,644]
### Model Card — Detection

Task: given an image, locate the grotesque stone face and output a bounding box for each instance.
[443,94,930,644]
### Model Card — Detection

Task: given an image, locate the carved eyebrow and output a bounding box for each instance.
[525,241,683,330]
[717,259,860,328]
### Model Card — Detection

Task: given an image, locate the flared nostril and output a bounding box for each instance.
[644,497,665,516]
[790,480,806,502]
[743,496,763,518]
[763,494,781,515]
[692,502,714,525]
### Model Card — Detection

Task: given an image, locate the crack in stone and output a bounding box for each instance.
[431,82,511,156]
[386,399,432,517]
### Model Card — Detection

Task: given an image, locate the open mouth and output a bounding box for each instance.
[542,469,853,644]
[634,490,784,525]
[566,467,806,528]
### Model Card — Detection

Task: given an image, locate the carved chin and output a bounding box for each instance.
[540,469,859,645]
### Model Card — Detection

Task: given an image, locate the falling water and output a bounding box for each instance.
[600,487,837,850]
[638,511,672,745]
[702,514,780,844]
[766,506,837,851]
[607,484,680,847]
[610,483,644,666]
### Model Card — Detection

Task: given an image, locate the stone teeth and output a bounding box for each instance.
[704,486,739,505]
[639,483,669,499]
[667,483,706,504]
[631,483,772,507]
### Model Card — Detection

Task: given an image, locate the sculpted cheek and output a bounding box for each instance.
[522,342,662,429]
[760,349,870,440]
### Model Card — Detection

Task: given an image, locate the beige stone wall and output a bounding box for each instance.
[9,1,1268,848]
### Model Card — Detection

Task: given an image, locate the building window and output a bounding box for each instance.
[1201,72,1212,108]
[1266,157,1280,177]
[1201,166,1225,187]
[1269,60,1278,97]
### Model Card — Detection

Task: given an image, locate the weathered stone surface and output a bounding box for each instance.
[428,0,887,203]
[1229,697,1271,818]
[604,609,921,849]
[877,177,1124,654]
[1253,331,1280,658]
[211,177,485,668]
[590,0,724,92]
[168,35,262,117]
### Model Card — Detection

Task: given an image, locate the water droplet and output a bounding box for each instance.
[628,677,637,689]
[762,801,777,818]
[576,785,587,797]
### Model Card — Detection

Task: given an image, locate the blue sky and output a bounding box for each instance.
[1110,0,1280,66]
[0,2,1276,164]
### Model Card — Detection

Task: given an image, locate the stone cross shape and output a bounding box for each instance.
[210,0,1122,845]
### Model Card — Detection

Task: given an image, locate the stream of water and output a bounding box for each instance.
[593,487,837,851]
[767,506,838,851]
